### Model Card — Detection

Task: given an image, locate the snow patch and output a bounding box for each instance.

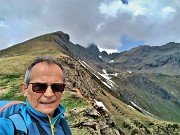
[79,61,115,89]
[101,80,112,89]
[127,70,132,73]
[130,101,153,116]
[109,60,114,63]
[128,105,135,110]
[98,69,115,88]
[94,99,108,111]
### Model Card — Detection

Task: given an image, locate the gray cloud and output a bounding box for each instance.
[0,0,180,52]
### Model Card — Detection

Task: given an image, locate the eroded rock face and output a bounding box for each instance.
[69,105,124,135]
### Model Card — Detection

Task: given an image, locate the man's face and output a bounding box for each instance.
[23,62,64,116]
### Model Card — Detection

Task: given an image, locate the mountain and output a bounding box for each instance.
[107,42,180,75]
[0,31,180,135]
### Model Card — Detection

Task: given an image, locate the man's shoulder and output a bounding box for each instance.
[0,117,15,134]
[0,100,25,117]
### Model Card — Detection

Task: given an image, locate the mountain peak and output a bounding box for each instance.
[52,31,70,43]
[86,43,100,56]
[86,43,99,53]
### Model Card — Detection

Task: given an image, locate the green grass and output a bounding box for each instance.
[61,91,89,110]
[111,73,180,123]
[0,74,25,101]
[60,92,93,135]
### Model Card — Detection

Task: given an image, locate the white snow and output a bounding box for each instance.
[130,101,152,116]
[127,70,132,73]
[109,60,114,63]
[79,61,116,89]
[101,80,112,89]
[98,69,115,88]
[128,105,135,110]
[94,99,108,111]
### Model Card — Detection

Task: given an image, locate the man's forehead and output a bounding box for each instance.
[33,62,58,68]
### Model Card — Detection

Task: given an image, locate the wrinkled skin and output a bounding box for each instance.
[22,62,64,117]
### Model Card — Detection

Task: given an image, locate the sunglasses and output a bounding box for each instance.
[29,83,65,93]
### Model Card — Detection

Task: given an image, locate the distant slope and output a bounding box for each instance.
[108,72,180,122]
[108,42,180,75]
[0,32,69,58]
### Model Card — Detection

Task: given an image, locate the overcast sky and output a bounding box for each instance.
[0,0,180,53]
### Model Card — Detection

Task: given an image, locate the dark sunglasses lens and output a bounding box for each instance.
[32,83,47,93]
[51,84,65,92]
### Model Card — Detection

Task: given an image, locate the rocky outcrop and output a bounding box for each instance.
[122,120,180,135]
[86,43,100,57]
[52,31,70,43]
[69,105,124,135]
[128,75,171,100]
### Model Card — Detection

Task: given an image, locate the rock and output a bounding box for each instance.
[70,105,122,135]
[69,107,86,115]
[84,107,101,118]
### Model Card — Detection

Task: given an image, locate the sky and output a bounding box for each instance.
[0,0,180,53]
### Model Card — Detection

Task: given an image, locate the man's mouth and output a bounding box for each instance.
[40,101,55,104]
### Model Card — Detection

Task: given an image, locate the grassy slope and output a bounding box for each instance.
[111,73,180,123]
[144,74,180,122]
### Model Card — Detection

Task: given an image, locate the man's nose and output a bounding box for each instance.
[43,86,54,97]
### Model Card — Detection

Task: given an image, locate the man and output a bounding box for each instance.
[0,55,71,135]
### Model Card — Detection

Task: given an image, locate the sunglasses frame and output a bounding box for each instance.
[28,82,66,93]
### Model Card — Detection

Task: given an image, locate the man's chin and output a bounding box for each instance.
[39,108,55,116]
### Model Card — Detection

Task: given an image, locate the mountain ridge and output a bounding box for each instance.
[0,31,180,135]
[1,31,179,76]
[43,31,180,75]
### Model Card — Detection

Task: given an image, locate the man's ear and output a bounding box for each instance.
[22,82,27,97]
